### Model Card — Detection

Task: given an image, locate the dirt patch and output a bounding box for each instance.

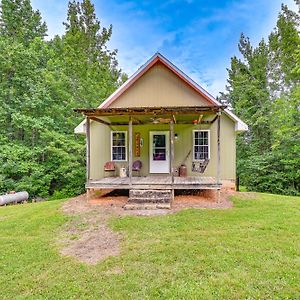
[173,189,234,210]
[60,194,123,265]
[59,188,240,264]
[60,224,120,265]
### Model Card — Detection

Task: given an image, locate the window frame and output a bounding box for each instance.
[111,131,128,162]
[192,130,210,161]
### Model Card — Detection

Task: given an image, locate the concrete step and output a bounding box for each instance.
[124,203,171,210]
[127,189,173,210]
[127,197,171,204]
[129,189,172,199]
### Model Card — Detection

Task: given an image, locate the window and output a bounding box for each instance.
[193,130,210,160]
[111,131,127,161]
[152,134,166,161]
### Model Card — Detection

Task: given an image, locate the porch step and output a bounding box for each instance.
[129,189,172,200]
[128,197,171,203]
[126,189,173,209]
[124,203,171,210]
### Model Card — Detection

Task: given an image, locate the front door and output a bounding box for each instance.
[149,131,170,173]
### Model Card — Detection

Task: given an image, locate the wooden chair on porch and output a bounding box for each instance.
[104,161,116,177]
[132,160,142,177]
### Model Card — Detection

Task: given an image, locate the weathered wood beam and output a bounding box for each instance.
[90,116,111,126]
[84,110,217,117]
[132,117,143,125]
[210,115,218,124]
[198,114,203,123]
[217,111,221,186]
[172,114,177,124]
[169,120,175,197]
[74,105,226,117]
[86,117,91,187]
[128,116,133,186]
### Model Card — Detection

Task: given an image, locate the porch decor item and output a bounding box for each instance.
[132,160,142,176]
[192,159,210,173]
[179,164,187,177]
[135,132,141,157]
[104,161,116,177]
[119,167,127,178]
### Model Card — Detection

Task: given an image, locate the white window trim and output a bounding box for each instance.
[111,131,127,162]
[192,130,210,161]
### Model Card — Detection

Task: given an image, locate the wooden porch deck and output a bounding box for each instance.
[87,176,221,190]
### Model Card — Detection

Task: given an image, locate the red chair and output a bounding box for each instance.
[104,161,116,177]
[132,160,142,177]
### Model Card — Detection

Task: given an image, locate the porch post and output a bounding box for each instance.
[217,110,221,185]
[170,120,175,199]
[86,116,91,184]
[128,116,133,186]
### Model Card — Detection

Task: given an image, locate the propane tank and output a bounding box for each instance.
[0,191,29,206]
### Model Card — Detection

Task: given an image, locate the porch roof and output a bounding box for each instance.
[74,105,226,126]
[74,105,225,117]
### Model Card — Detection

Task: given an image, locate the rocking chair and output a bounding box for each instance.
[192,159,210,173]
[104,161,116,177]
[132,160,142,177]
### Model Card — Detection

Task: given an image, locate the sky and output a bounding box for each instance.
[32,0,298,97]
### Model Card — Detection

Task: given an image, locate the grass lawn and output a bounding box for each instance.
[0,193,299,299]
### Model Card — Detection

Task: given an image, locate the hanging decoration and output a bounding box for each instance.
[135,132,141,157]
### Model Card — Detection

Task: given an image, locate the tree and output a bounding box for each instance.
[0,0,125,198]
[268,4,300,97]
[60,0,122,109]
[223,2,300,195]
[225,35,272,155]
[0,0,47,45]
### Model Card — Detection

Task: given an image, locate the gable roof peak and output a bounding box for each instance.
[74,53,248,133]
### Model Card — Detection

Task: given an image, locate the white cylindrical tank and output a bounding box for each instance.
[0,191,29,206]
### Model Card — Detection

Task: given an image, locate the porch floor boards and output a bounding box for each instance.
[87,176,221,190]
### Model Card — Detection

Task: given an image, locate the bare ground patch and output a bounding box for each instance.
[60,194,123,265]
[59,188,243,264]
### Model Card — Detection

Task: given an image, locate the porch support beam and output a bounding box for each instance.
[198,114,203,123]
[172,114,177,124]
[210,115,218,124]
[86,116,91,185]
[217,110,221,185]
[132,117,143,125]
[89,116,111,127]
[128,116,133,186]
[169,120,175,200]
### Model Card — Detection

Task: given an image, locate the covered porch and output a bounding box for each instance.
[75,105,225,206]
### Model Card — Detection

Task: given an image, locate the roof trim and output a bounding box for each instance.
[99,52,221,109]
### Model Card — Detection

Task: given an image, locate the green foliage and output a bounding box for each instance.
[0,0,47,45]
[225,3,300,195]
[0,0,124,198]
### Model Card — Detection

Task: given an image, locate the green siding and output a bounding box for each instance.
[89,113,236,181]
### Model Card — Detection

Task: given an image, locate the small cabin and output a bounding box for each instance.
[74,53,248,208]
